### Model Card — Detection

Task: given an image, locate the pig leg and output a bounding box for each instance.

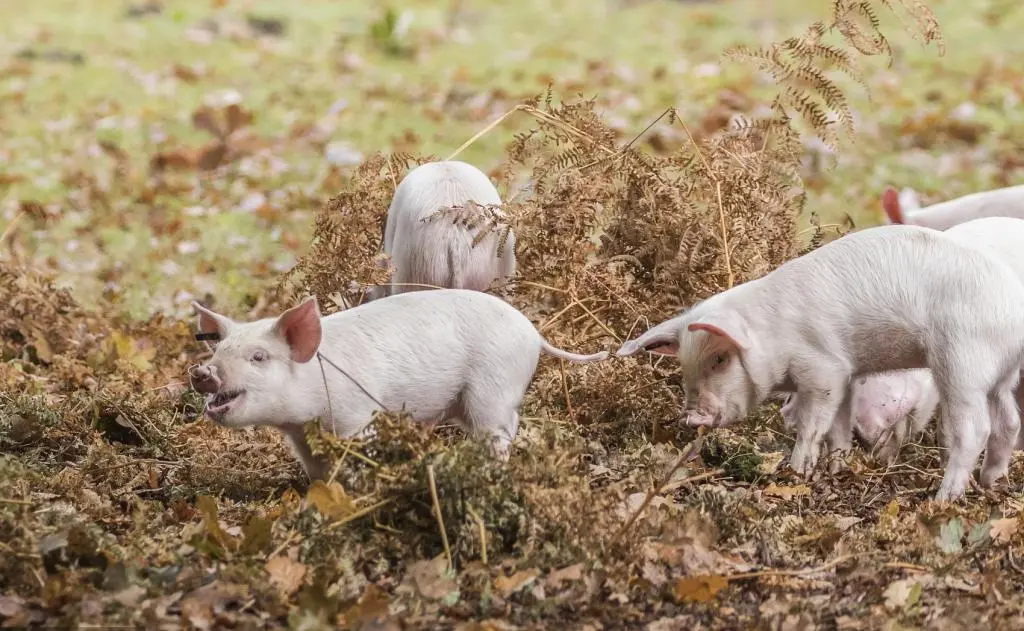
[873,416,908,466]
[788,376,848,477]
[823,393,854,474]
[877,390,940,464]
[980,376,1021,487]
[933,387,991,502]
[278,425,330,481]
[1016,382,1024,451]
[461,385,520,462]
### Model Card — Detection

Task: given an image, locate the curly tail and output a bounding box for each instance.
[540,339,609,363]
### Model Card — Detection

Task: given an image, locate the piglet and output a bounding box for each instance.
[882,184,1024,230]
[780,370,938,465]
[188,289,607,480]
[785,216,1024,471]
[368,160,516,300]
[615,223,1024,502]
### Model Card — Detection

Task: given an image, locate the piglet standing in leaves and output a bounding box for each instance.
[615,223,1024,502]
[366,160,516,301]
[188,289,607,480]
[785,217,1024,468]
[881,183,1024,229]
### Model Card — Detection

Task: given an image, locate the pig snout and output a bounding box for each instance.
[681,391,723,427]
[188,364,222,394]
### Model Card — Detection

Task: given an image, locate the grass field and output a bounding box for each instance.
[4,0,1024,628]
[3,0,1023,317]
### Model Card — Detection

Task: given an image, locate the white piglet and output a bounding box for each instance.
[615,224,1024,501]
[370,160,516,300]
[882,184,1024,230]
[785,217,1024,466]
[188,289,607,480]
[780,370,939,465]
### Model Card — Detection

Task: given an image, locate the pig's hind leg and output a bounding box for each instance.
[824,393,854,474]
[932,375,992,502]
[980,371,1021,488]
[460,383,523,462]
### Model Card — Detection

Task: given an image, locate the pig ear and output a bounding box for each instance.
[616,317,683,357]
[192,301,234,341]
[274,296,322,363]
[687,312,752,351]
[881,186,904,224]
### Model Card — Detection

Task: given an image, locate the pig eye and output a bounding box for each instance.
[249,350,268,363]
[710,353,729,371]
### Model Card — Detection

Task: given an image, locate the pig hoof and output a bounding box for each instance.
[979,469,1007,489]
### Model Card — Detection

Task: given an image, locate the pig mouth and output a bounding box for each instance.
[206,388,245,420]
[682,410,720,427]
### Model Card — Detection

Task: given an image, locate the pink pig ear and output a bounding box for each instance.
[881,186,904,224]
[274,296,322,363]
[687,313,752,351]
[192,301,234,340]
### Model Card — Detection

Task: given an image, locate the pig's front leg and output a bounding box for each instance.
[788,379,847,477]
[278,425,330,482]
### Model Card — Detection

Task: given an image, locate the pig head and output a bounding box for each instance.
[189,297,325,428]
[616,304,773,428]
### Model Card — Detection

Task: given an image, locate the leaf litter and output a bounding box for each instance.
[4,0,1024,629]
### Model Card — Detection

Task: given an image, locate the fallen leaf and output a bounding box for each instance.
[454,620,520,631]
[937,517,964,555]
[0,595,26,618]
[172,63,199,83]
[990,517,1018,544]
[109,331,155,371]
[192,106,223,138]
[495,568,541,598]
[757,451,785,475]
[111,585,147,608]
[834,516,863,532]
[180,582,248,631]
[405,556,458,601]
[672,575,729,603]
[764,483,811,500]
[265,555,306,599]
[883,578,922,611]
[544,563,583,588]
[336,583,391,628]
[197,142,227,171]
[195,495,238,551]
[29,328,53,363]
[305,480,355,521]
[225,103,253,134]
[240,516,273,554]
[968,520,991,546]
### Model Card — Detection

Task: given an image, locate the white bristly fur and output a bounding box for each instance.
[366,160,516,301]
[192,289,607,479]
[616,223,1024,502]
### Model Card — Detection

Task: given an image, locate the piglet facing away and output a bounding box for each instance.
[371,160,516,300]
[615,223,1024,501]
[780,370,939,465]
[188,289,607,480]
[882,184,1024,230]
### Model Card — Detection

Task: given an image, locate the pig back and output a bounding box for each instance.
[943,216,1024,282]
[750,224,1024,373]
[316,289,540,424]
